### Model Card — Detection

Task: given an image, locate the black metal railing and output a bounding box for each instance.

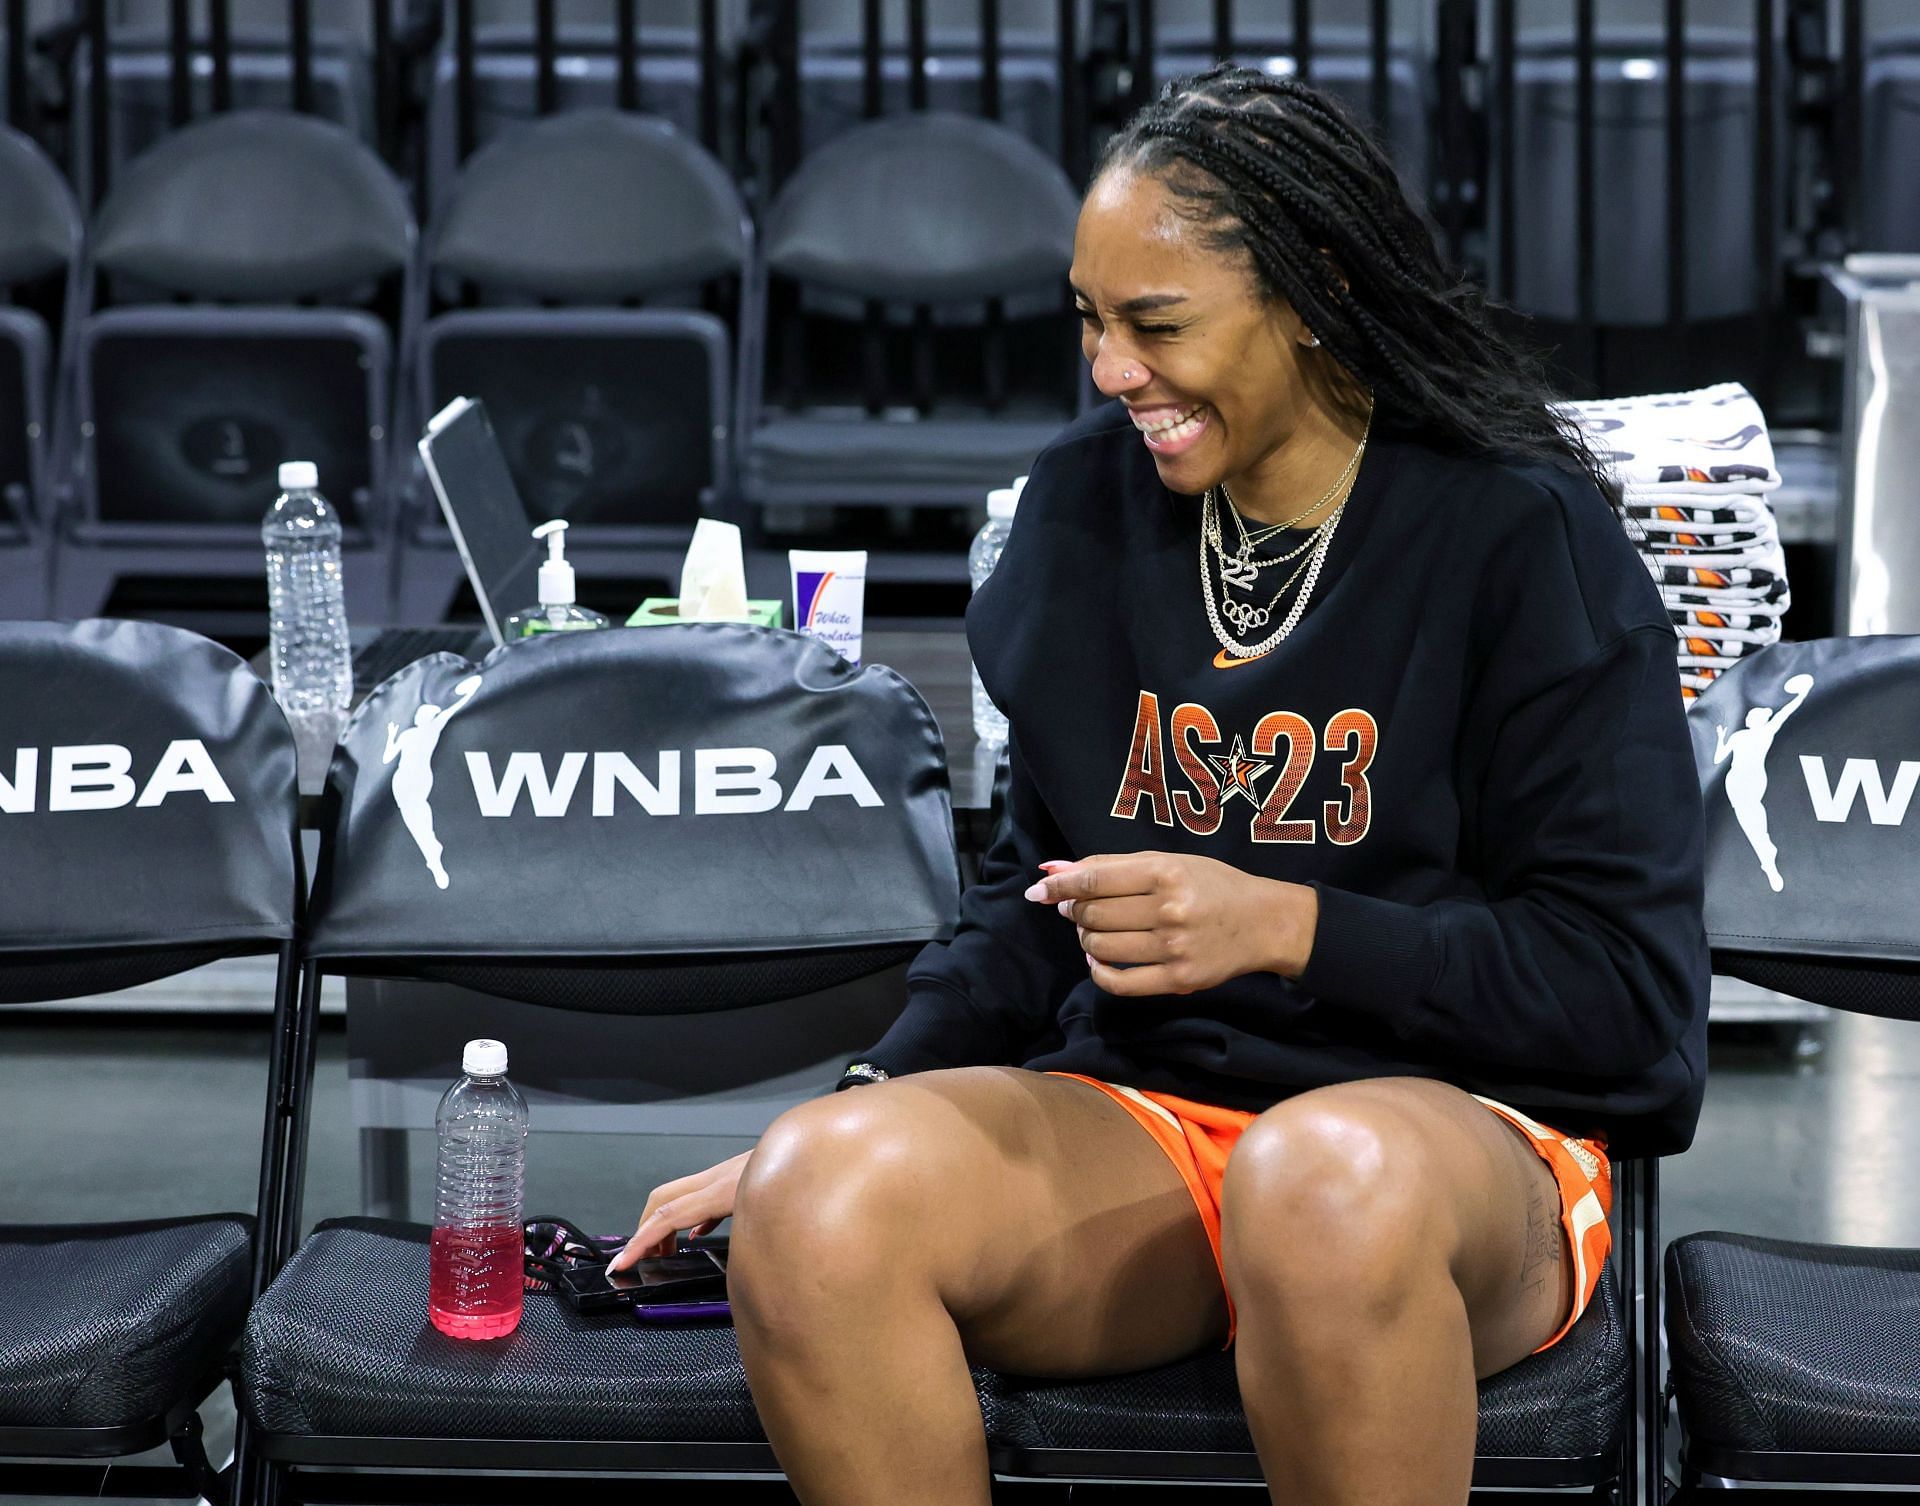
[4,0,29,133]
[762,0,1085,187]
[449,0,723,168]
[3,0,1885,414]
[61,0,398,203]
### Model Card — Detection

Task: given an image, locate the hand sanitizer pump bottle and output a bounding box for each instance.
[504,520,610,638]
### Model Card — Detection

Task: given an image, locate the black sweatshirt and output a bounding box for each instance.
[849,402,1711,1159]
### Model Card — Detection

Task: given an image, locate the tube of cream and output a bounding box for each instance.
[789,549,868,666]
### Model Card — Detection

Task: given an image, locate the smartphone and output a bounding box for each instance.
[553,1249,728,1315]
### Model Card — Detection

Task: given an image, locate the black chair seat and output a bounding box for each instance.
[243,1219,775,1445]
[980,1265,1627,1476]
[246,1220,1623,1481]
[0,1214,252,1433]
[750,413,1060,493]
[1669,1232,1920,1457]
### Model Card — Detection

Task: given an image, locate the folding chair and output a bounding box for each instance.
[394,108,753,622]
[51,111,412,627]
[1667,636,1920,1493]
[237,624,962,1500]
[0,618,300,1504]
[742,112,1083,584]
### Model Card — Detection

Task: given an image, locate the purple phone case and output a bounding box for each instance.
[633,1299,731,1323]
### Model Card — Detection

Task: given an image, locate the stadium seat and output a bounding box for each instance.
[0,125,78,619]
[743,112,1082,581]
[67,0,379,207]
[50,110,412,626]
[0,618,299,1503]
[1667,637,1920,1491]
[396,108,753,622]
[1144,0,1432,198]
[420,0,745,210]
[237,625,961,1496]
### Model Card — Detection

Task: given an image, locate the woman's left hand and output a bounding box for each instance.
[1025,853,1319,997]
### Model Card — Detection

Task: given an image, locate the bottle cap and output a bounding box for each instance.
[1011,474,1028,498]
[532,519,575,606]
[463,1038,508,1076]
[987,487,1018,521]
[278,461,319,491]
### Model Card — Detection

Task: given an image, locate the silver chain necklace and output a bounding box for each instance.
[1212,504,1338,634]
[1200,436,1371,658]
[1206,511,1320,589]
[1201,491,1346,655]
[1206,409,1373,585]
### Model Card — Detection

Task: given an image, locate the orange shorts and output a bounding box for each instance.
[1046,1072,1612,1353]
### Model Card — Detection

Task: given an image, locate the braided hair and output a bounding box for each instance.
[1096,65,1623,513]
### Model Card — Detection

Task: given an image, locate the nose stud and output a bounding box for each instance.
[1123,369,1137,380]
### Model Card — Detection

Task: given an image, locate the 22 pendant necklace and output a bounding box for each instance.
[1200,408,1373,660]
[1201,494,1345,655]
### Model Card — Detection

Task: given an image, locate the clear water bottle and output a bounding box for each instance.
[262,461,352,763]
[969,480,1021,744]
[429,1039,529,1340]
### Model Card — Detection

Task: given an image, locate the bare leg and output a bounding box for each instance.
[1221,1078,1575,1506]
[728,1067,1229,1505]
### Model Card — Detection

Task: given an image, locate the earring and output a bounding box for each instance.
[1303,334,1320,348]
[1123,368,1137,380]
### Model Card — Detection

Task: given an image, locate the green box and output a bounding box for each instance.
[627,597,784,630]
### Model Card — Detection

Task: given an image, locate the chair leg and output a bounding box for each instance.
[167,1406,229,1506]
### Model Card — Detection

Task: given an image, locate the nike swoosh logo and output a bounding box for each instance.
[1213,649,1269,669]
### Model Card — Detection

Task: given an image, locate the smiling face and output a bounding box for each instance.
[1071,166,1317,497]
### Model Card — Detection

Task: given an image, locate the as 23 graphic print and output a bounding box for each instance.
[1110,691,1376,845]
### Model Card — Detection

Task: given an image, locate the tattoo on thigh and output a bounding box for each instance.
[1519,1176,1562,1302]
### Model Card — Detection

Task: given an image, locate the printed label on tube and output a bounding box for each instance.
[789,550,867,666]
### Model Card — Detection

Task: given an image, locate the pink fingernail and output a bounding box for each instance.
[1023,881,1048,902]
[1039,860,1076,872]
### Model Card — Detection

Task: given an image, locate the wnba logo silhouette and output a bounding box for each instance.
[1711,673,1813,893]
[384,674,483,889]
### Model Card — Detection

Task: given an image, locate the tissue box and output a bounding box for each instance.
[628,598,784,630]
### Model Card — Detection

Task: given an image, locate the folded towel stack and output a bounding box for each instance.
[1555,382,1790,703]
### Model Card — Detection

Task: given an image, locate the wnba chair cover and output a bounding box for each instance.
[0,620,298,1497]
[1668,637,1920,1488]
[241,625,961,1478]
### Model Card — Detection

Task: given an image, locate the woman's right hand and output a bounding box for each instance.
[607,1150,752,1272]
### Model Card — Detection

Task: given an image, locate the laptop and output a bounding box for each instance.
[349,397,545,692]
